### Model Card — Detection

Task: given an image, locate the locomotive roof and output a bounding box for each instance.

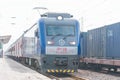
[41,12,73,18]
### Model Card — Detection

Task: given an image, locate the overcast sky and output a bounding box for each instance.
[1,0,120,50]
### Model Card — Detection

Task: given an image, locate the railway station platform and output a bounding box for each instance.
[0,57,51,80]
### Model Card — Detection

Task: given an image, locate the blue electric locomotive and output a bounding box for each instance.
[8,12,80,73]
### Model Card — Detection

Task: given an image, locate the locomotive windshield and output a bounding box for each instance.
[46,26,75,36]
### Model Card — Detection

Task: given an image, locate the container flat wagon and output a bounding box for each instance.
[80,22,120,72]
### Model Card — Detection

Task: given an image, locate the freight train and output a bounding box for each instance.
[7,12,80,73]
[80,22,120,72]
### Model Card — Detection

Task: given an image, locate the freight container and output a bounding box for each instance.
[22,37,36,58]
[81,32,87,57]
[87,22,120,59]
[106,22,120,59]
[87,27,106,58]
[9,37,36,58]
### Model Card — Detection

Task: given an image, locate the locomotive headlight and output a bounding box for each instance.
[57,16,63,20]
[69,41,76,45]
[47,41,54,45]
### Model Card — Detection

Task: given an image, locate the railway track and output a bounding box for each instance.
[79,67,120,77]
[39,68,120,80]
[99,68,120,77]
[69,74,87,80]
[77,69,120,80]
[44,73,87,80]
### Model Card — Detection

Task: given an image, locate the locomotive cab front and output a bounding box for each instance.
[38,13,80,73]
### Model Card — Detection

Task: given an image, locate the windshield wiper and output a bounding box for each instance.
[63,34,73,40]
[51,34,62,40]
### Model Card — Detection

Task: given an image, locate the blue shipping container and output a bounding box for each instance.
[106,22,120,59]
[81,32,87,57]
[87,27,106,58]
[86,22,120,59]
